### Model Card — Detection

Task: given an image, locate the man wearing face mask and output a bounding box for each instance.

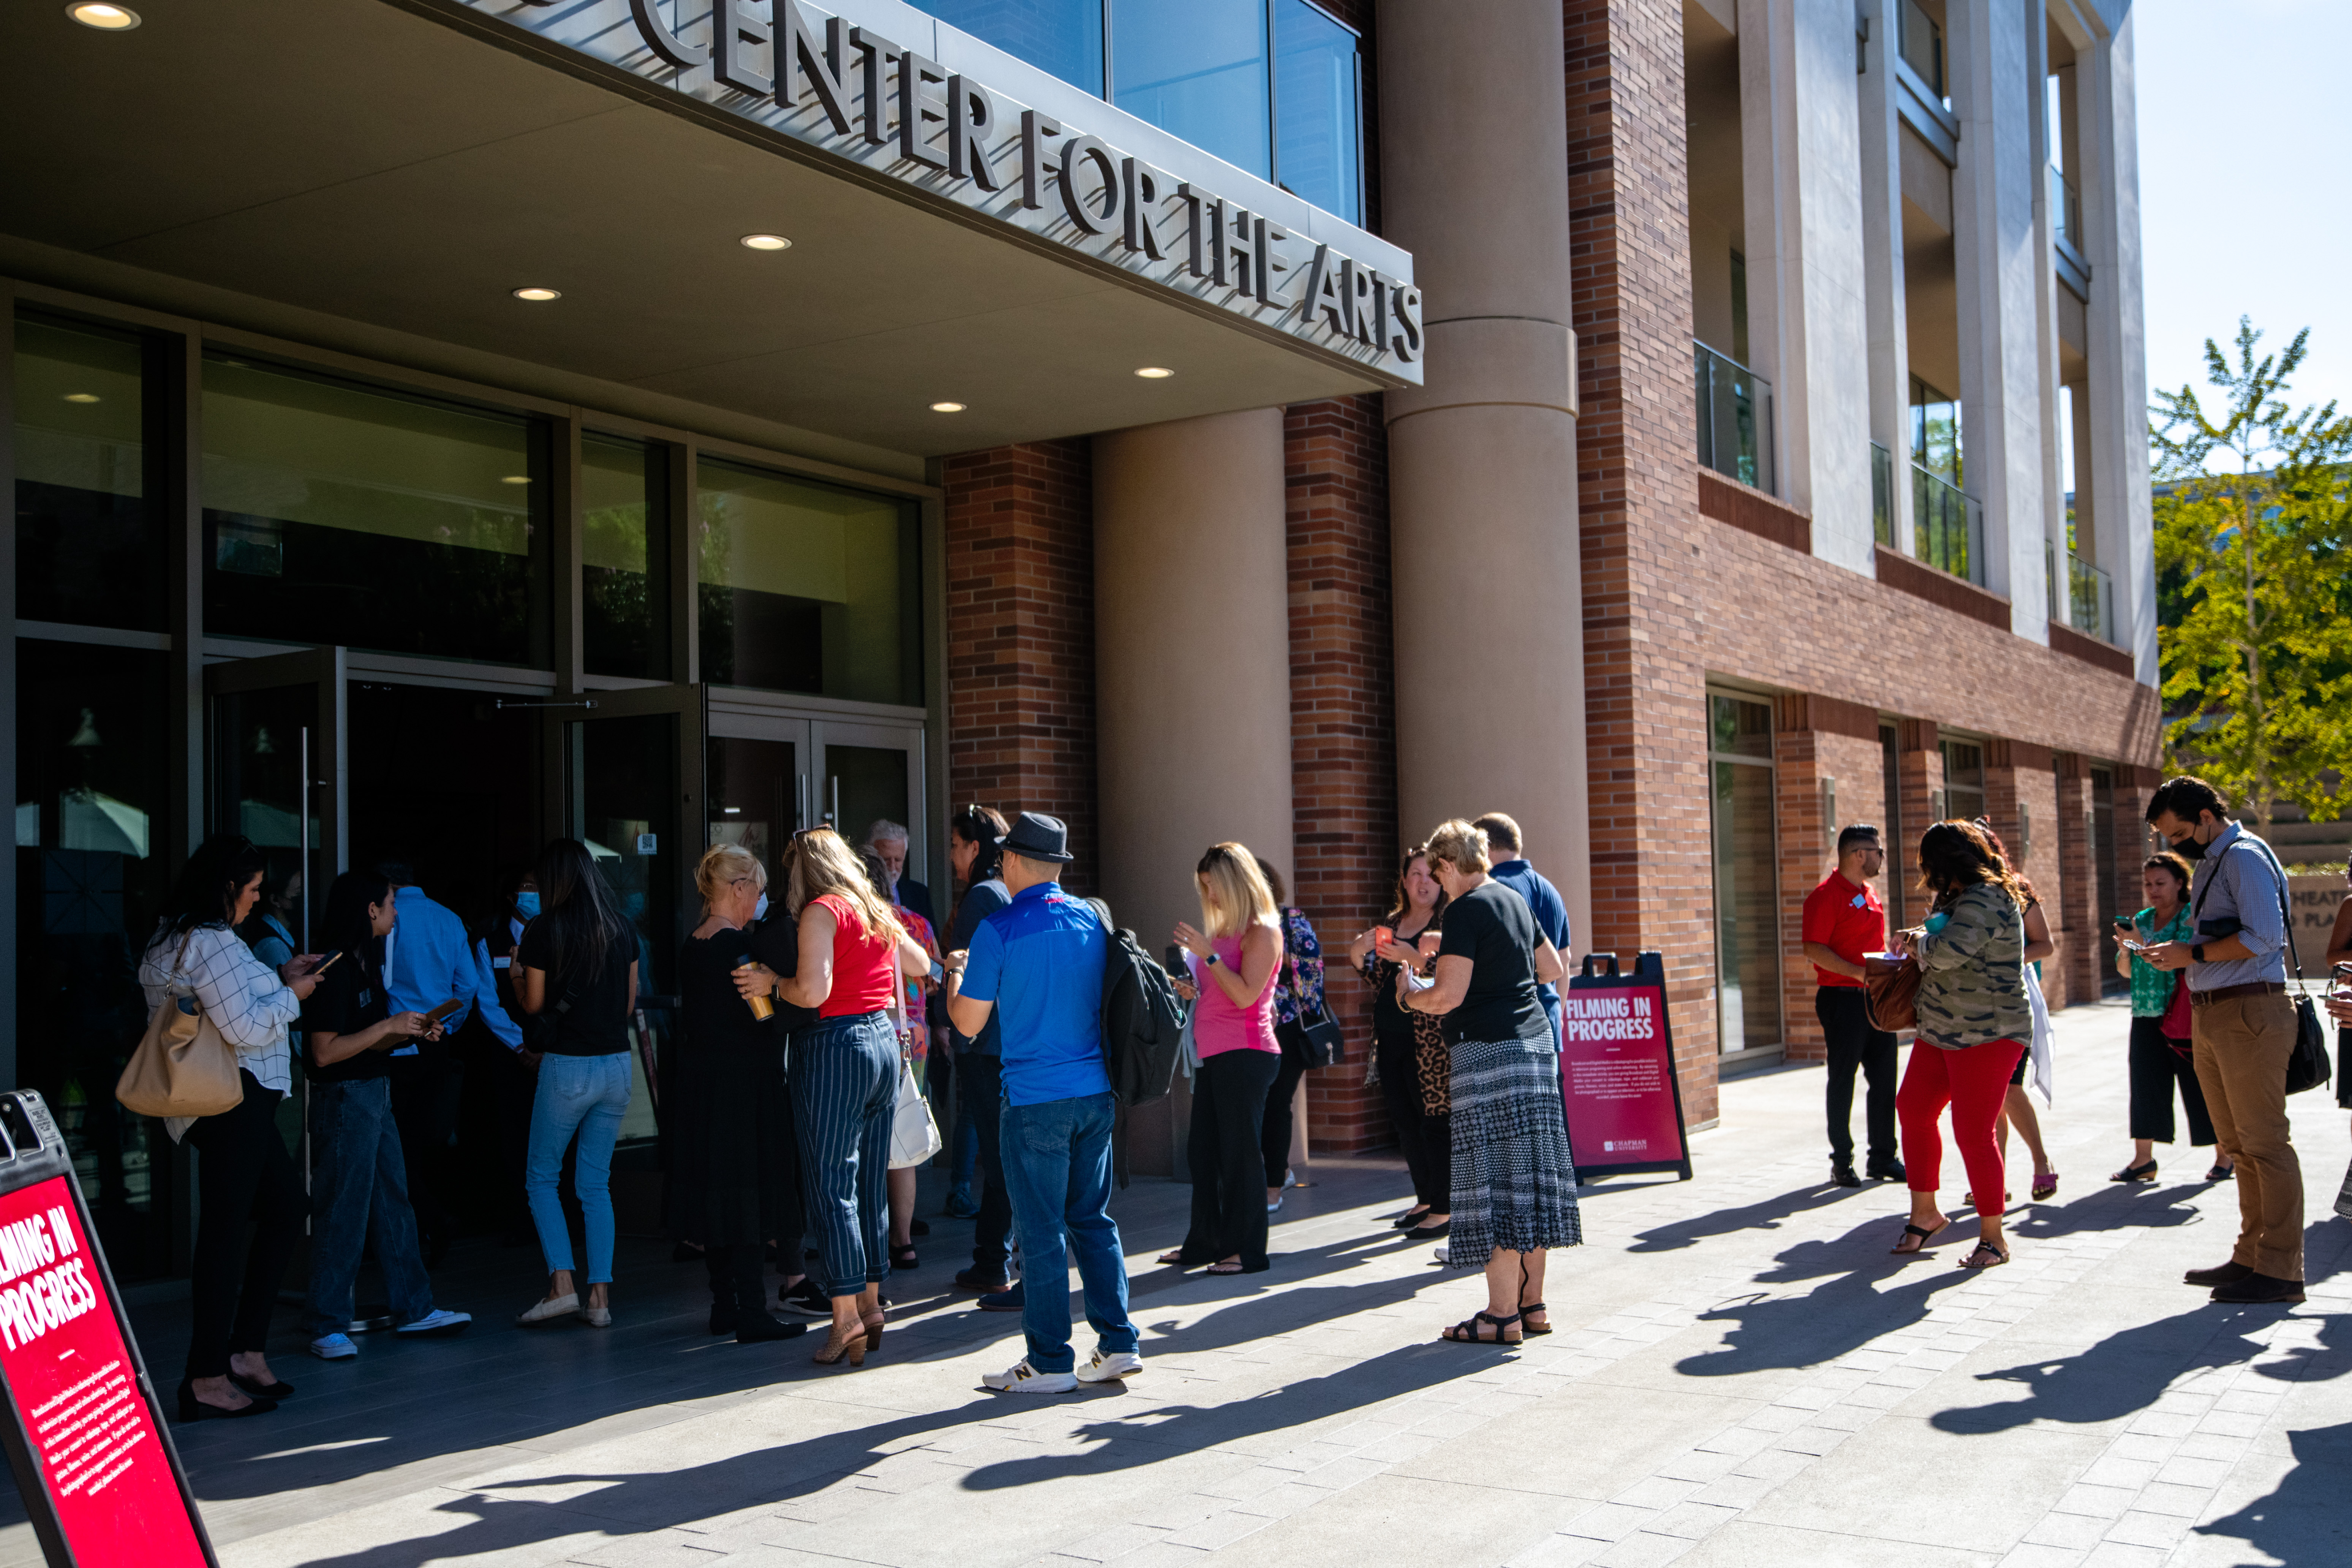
[2137,776,2303,1306]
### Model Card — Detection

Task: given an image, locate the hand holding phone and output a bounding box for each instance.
[425,998,465,1025]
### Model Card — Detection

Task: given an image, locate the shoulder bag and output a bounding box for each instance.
[1272,927,1345,1069]
[887,979,943,1169]
[1863,953,1920,1033]
[116,931,246,1119]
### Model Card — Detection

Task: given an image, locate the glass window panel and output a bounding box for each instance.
[1940,739,1985,824]
[15,639,178,1280]
[14,315,165,632]
[824,744,910,840]
[1909,374,1962,486]
[696,458,922,706]
[1710,758,1781,1055]
[709,736,802,885]
[915,0,1104,94]
[202,356,549,666]
[582,435,669,681]
[571,712,677,1146]
[1274,1,1361,225]
[1709,694,1774,760]
[1111,0,1271,180]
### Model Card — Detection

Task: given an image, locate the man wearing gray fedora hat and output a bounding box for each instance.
[945,813,1143,1393]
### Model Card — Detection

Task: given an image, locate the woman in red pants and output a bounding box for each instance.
[1890,820,2032,1270]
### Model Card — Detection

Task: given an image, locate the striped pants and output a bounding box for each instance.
[791,1011,899,1299]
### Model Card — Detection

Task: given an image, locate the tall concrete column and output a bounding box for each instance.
[1376,0,1588,953]
[1093,409,1294,955]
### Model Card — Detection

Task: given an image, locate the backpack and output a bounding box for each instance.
[1099,923,1185,1107]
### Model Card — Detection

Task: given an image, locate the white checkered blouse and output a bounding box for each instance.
[139,923,301,1139]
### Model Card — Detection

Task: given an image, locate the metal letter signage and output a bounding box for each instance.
[462,0,1419,384]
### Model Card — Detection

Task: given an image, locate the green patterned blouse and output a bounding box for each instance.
[2127,905,2193,1016]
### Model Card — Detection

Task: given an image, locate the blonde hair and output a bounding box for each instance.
[695,843,765,911]
[1195,842,1278,939]
[1423,819,1492,876]
[787,828,906,947]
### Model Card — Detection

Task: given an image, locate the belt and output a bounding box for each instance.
[2190,981,2286,1006]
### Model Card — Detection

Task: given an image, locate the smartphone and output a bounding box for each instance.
[2331,961,2352,997]
[2111,916,2135,932]
[425,998,465,1024]
[1163,944,1187,977]
[311,950,344,974]
[1371,926,1394,950]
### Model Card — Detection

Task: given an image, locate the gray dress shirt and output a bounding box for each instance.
[2185,823,2291,991]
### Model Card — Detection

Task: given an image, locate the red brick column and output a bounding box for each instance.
[941,441,1099,893]
[2113,767,2160,925]
[1565,0,1719,1126]
[1285,396,1397,1154]
[1985,741,2063,1005]
[1773,696,1890,1064]
[2053,752,2099,1008]
[1894,720,1945,928]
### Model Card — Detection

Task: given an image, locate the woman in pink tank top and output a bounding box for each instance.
[1160,843,1285,1274]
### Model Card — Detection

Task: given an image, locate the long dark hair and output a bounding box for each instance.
[1381,844,1449,928]
[1918,820,2027,911]
[535,839,634,983]
[157,835,270,944]
[319,871,394,981]
[1973,819,2038,906]
[949,804,1007,882]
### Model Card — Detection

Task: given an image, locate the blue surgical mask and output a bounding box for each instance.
[514,891,541,919]
[754,892,771,921]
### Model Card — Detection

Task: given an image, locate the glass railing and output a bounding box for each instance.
[1871,442,1894,546]
[1695,341,1775,495]
[1911,464,1984,584]
[2048,164,2082,254]
[2045,540,2116,642]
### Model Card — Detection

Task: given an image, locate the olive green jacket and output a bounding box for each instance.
[1911,883,2030,1048]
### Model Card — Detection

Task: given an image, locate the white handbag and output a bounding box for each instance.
[887,987,942,1170]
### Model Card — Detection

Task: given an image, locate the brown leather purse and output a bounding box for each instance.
[1864,953,1920,1033]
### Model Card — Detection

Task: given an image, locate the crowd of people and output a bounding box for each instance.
[1805,775,2349,1305]
[135,767,2345,1422]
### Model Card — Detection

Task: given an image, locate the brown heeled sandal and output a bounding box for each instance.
[814,1322,868,1367]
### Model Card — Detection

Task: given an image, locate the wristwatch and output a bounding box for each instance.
[1203,952,1220,967]
[2191,944,2206,963]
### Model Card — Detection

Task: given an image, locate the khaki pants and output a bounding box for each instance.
[2190,992,2303,1281]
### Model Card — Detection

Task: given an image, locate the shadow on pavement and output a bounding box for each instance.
[1929,1305,2276,1434]
[2193,1421,2352,1561]
[1623,1182,1881,1255]
[1678,1264,1974,1377]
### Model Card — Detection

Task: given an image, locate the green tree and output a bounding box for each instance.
[2150,318,2352,830]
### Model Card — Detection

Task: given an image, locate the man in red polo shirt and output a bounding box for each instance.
[1802,824,1904,1188]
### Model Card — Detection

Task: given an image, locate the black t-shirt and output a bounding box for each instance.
[946,879,1009,1057]
[746,915,820,1031]
[302,957,393,1083]
[517,917,633,1056]
[1435,882,1549,1048]
[1366,919,1439,1051]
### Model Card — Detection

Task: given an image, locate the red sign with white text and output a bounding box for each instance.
[1559,985,1688,1173]
[0,1175,205,1568]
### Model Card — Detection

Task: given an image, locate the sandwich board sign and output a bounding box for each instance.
[0,1091,215,1567]
[1561,952,1694,1181]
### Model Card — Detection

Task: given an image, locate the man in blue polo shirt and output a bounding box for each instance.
[944,812,1142,1393]
[1475,813,1573,1043]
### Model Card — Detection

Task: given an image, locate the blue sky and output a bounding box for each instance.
[2136,0,2350,453]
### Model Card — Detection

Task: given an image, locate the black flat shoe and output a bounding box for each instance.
[2110,1160,2158,1183]
[1389,1207,1432,1230]
[227,1371,295,1400]
[1831,1165,1862,1189]
[2207,1163,2235,1182]
[177,1378,276,1422]
[1403,1220,1451,1241]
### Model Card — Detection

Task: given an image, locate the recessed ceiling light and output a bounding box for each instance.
[500,475,531,485]
[1134,366,1174,379]
[66,3,140,30]
[62,392,101,404]
[739,234,792,251]
[930,401,966,413]
[512,286,561,302]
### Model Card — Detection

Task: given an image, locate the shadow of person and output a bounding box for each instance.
[958,1344,1481,1492]
[2249,1310,2352,1384]
[1929,1306,2271,1435]
[1676,1266,1973,1378]
[2001,1181,2208,1242]
[2193,1421,2352,1561]
[1140,1272,1457,1356]
[285,1396,1003,1568]
[1624,1183,1874,1255]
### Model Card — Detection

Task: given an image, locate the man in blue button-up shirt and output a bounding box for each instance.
[2139,778,2303,1304]
[945,812,1140,1395]
[379,860,498,1266]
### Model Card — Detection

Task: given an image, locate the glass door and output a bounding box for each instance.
[1707,693,1781,1062]
[814,719,927,884]
[707,708,812,892]
[561,685,705,1146]
[207,646,346,948]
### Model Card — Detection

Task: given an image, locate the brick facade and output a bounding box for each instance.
[941,440,1100,895]
[1772,699,1888,1064]
[1284,397,1397,1154]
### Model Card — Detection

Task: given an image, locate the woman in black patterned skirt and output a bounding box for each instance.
[1401,819,1579,1345]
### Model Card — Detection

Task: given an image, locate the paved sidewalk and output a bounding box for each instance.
[6,998,2348,1567]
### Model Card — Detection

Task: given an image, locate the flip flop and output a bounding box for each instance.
[1958,1240,2010,1271]
[1890,1220,1948,1256]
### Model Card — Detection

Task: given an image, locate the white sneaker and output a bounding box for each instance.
[1075,1347,1144,1383]
[515,1293,578,1327]
[1432,1242,1449,1266]
[580,1304,612,1328]
[395,1308,473,1336]
[309,1333,357,1360]
[982,1359,1078,1394]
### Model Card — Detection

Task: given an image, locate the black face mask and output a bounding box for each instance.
[2173,834,2205,862]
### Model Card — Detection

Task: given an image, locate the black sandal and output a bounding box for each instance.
[1958,1240,2009,1271]
[1518,1301,1552,1336]
[1890,1220,1947,1256]
[1389,1206,1432,1230]
[890,1244,918,1269]
[2206,1163,2235,1182]
[1442,1310,1522,1345]
[2110,1160,2158,1183]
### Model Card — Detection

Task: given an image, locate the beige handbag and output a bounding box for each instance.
[115,934,246,1119]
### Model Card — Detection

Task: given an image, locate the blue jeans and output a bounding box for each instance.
[525,1052,633,1285]
[305,1077,433,1337]
[792,1012,898,1298]
[999,1091,1136,1374]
